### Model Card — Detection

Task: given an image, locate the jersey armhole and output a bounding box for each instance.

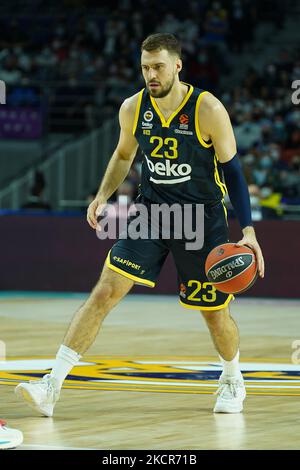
[195,91,213,148]
[132,89,144,136]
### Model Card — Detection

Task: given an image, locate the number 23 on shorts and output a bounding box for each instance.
[187,280,217,303]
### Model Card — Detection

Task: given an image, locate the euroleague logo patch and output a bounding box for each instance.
[1,356,300,396]
[179,283,187,298]
[179,114,189,125]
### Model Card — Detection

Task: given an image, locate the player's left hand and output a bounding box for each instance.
[236,227,265,278]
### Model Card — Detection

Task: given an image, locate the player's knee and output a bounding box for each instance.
[201,307,229,332]
[91,283,113,310]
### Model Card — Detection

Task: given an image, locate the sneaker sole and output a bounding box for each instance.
[15,385,53,417]
[0,438,23,450]
[213,404,244,413]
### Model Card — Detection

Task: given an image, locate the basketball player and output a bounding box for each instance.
[15,33,264,415]
[0,419,23,449]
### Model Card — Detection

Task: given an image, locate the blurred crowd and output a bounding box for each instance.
[0,0,299,216]
[222,51,300,218]
[0,0,286,128]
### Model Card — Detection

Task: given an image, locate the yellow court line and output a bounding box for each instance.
[1,355,295,363]
[1,355,295,364]
[2,380,300,396]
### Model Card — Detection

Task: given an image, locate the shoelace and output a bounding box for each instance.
[214,378,243,398]
[28,374,58,399]
[29,373,51,385]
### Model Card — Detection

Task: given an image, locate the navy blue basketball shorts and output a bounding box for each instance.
[105,195,234,311]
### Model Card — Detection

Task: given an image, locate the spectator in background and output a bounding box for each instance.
[203,1,228,47]
[282,128,300,163]
[272,114,287,143]
[228,0,247,53]
[35,47,58,81]
[50,74,94,132]
[234,113,262,151]
[278,155,300,200]
[0,19,30,48]
[0,55,22,85]
[22,171,51,211]
[187,47,219,90]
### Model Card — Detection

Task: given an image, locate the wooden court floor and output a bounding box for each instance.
[0,293,300,450]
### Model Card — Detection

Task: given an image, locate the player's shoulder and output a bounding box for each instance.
[119,89,144,130]
[120,89,145,116]
[200,91,224,115]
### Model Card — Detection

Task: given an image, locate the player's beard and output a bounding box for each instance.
[147,74,176,98]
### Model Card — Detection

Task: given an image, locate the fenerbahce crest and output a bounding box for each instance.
[0,356,300,396]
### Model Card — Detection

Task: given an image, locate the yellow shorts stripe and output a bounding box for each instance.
[105,250,155,288]
[179,294,234,311]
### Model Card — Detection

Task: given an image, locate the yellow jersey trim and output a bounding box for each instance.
[132,89,144,135]
[179,294,234,311]
[195,91,213,148]
[150,82,194,128]
[214,154,227,197]
[105,250,155,288]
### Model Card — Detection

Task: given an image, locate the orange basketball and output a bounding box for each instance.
[205,243,258,294]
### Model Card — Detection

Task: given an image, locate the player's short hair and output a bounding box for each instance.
[141,33,181,58]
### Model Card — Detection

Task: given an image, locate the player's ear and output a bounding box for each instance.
[176,58,182,73]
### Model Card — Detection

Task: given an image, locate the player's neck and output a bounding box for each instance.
[153,81,188,115]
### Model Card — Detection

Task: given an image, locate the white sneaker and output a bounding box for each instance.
[15,374,60,417]
[213,373,246,413]
[0,419,23,449]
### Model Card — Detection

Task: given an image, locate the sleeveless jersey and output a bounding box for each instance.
[133,83,227,205]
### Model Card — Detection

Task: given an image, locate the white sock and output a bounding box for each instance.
[219,350,241,378]
[50,345,82,388]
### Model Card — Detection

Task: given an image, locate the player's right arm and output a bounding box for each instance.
[87,94,139,229]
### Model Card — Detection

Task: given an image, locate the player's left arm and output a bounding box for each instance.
[200,92,264,278]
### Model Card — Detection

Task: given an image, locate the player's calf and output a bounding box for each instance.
[201,307,239,361]
[201,307,246,413]
[201,308,229,336]
[15,267,134,417]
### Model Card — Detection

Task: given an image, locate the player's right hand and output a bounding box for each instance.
[86,198,107,230]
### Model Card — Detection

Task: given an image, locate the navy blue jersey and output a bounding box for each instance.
[133,83,227,204]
